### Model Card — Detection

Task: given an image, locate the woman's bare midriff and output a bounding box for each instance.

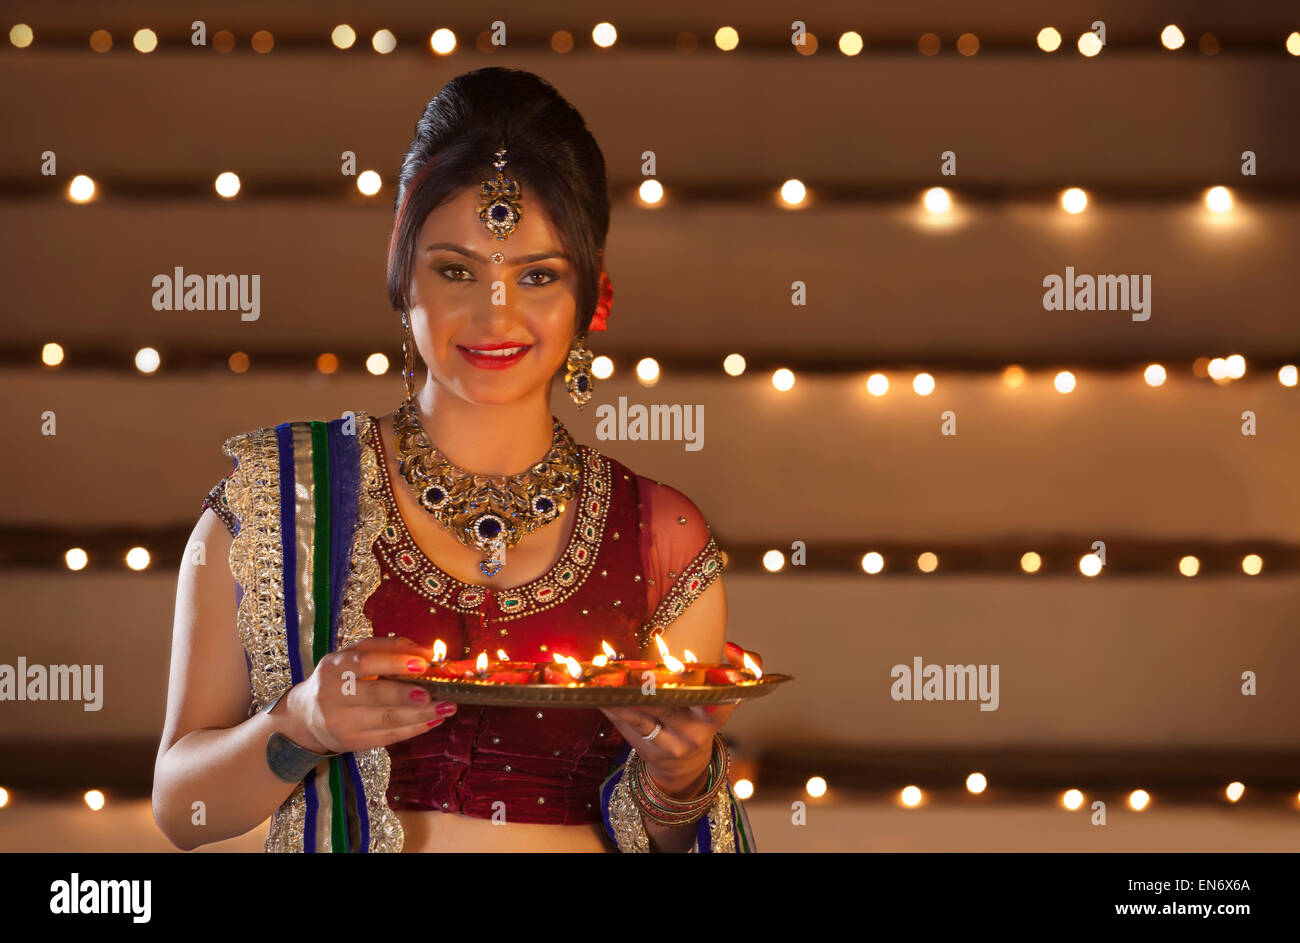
[397,808,611,852]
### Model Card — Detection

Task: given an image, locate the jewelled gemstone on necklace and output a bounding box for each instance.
[491,203,510,222]
[533,496,554,515]
[474,515,504,540]
[422,485,446,508]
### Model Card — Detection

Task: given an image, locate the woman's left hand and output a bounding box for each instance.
[598,702,738,794]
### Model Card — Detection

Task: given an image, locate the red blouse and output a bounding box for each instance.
[203,418,727,827]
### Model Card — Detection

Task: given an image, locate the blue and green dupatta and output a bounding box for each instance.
[223,409,403,852]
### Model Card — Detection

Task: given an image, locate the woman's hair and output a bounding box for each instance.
[387,67,610,337]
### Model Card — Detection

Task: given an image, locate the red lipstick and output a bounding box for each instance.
[457,342,533,370]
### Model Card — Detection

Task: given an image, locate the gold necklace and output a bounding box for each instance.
[390,400,583,577]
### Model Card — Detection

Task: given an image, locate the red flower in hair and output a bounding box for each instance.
[589,270,613,332]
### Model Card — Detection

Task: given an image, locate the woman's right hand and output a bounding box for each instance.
[282,636,457,754]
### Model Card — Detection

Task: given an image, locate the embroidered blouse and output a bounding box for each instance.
[203,418,726,828]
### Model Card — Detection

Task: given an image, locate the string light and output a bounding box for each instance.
[372,29,397,54]
[1020,552,1041,573]
[635,357,659,386]
[1077,32,1102,57]
[900,785,923,807]
[1036,27,1062,52]
[1128,789,1151,811]
[592,23,617,48]
[762,550,785,572]
[1060,187,1088,214]
[917,552,938,573]
[838,31,863,56]
[84,790,106,811]
[966,773,988,794]
[214,172,240,199]
[41,343,64,366]
[125,547,150,571]
[772,368,795,391]
[805,776,827,798]
[591,355,614,379]
[637,179,664,205]
[866,373,889,396]
[734,779,754,799]
[1160,25,1185,50]
[1205,186,1233,213]
[365,353,388,375]
[331,25,356,49]
[357,171,382,196]
[430,29,456,55]
[860,552,884,574]
[779,179,806,207]
[1062,789,1085,810]
[134,347,160,374]
[714,27,739,51]
[923,187,951,214]
[132,29,158,54]
[1079,554,1102,577]
[68,174,95,203]
[65,549,88,571]
[1225,782,1245,802]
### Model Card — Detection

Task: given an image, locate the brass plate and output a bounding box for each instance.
[384,673,794,708]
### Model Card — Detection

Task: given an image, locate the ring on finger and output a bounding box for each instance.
[642,720,663,741]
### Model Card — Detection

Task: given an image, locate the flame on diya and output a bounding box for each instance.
[413,636,762,687]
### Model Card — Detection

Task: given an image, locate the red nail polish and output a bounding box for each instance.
[407,658,427,673]
[409,688,429,702]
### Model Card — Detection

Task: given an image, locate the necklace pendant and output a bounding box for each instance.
[480,541,506,578]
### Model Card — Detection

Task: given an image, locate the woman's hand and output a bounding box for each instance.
[281,636,457,754]
[598,702,738,794]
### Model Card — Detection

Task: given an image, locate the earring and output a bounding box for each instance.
[564,334,595,409]
[401,312,417,405]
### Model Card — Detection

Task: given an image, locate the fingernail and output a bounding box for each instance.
[407,658,427,673]
[409,688,429,703]
[436,701,458,715]
[426,718,442,727]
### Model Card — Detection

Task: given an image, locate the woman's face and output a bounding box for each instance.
[406,184,580,406]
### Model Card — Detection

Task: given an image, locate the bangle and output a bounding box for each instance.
[627,734,730,826]
[257,688,340,783]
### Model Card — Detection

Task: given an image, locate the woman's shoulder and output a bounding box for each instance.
[590,448,714,538]
[219,408,376,457]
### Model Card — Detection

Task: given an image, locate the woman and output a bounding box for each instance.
[152,67,757,853]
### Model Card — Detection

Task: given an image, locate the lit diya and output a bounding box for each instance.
[474,650,536,685]
[422,640,478,679]
[540,654,585,685]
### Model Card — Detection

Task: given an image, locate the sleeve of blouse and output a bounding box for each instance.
[201,474,238,538]
[636,477,727,644]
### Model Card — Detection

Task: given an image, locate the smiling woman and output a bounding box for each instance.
[153,66,756,855]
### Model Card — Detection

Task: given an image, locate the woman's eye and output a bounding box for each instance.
[439,264,473,281]
[523,269,558,286]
